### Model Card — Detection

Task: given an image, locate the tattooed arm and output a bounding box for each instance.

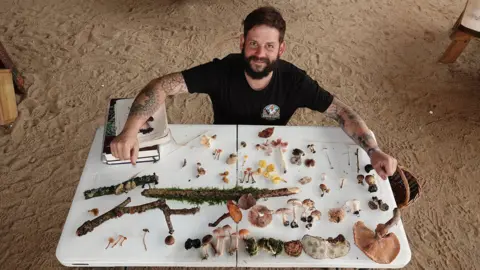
[110,73,188,163]
[324,97,397,179]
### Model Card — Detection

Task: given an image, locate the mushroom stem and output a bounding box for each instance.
[282,213,289,226]
[142,230,149,251]
[375,208,401,239]
[208,212,230,227]
[229,233,238,255]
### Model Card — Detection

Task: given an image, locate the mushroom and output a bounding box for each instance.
[320,173,327,181]
[357,174,365,185]
[142,228,149,251]
[258,127,274,138]
[365,175,378,192]
[200,135,215,148]
[319,184,330,197]
[185,238,193,250]
[287,199,302,228]
[240,141,247,147]
[368,200,379,210]
[271,138,288,173]
[353,208,401,264]
[196,162,206,178]
[222,225,232,254]
[105,237,115,249]
[328,208,346,223]
[307,144,316,153]
[165,235,175,246]
[275,208,293,226]
[301,199,315,222]
[378,199,389,211]
[192,239,201,248]
[301,234,350,259]
[228,232,238,255]
[306,210,321,229]
[284,240,303,257]
[201,234,213,260]
[238,193,257,210]
[298,176,312,185]
[290,148,305,165]
[226,153,237,165]
[212,227,224,256]
[112,235,126,248]
[88,208,99,216]
[365,164,374,173]
[248,205,273,228]
[345,199,361,216]
[305,159,316,167]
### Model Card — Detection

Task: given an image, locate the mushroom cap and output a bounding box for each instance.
[202,234,213,244]
[284,240,303,257]
[239,229,250,237]
[222,224,232,232]
[248,205,273,228]
[275,208,293,215]
[311,210,321,220]
[357,174,365,181]
[212,227,224,236]
[227,200,243,223]
[292,148,305,156]
[165,235,175,245]
[365,175,375,185]
[328,208,346,223]
[238,193,257,210]
[287,199,302,206]
[353,221,400,264]
[302,199,315,208]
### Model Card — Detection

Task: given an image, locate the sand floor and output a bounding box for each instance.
[1,0,480,269]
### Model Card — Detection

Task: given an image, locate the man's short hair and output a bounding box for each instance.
[243,6,286,43]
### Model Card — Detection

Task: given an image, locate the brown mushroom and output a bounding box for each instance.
[284,240,303,257]
[328,208,346,223]
[226,153,237,165]
[165,235,175,246]
[212,227,224,256]
[320,184,331,197]
[357,174,365,185]
[248,205,273,228]
[238,193,257,210]
[275,208,293,227]
[365,175,378,192]
[298,176,312,185]
[301,199,315,222]
[353,208,401,264]
[201,234,213,260]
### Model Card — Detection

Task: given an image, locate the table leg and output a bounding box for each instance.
[439,28,472,63]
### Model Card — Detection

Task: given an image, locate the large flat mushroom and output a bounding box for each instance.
[353,208,401,264]
[248,205,273,228]
[301,234,350,259]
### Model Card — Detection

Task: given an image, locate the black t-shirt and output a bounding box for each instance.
[181,53,334,125]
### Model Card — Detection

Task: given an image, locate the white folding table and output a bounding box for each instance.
[56,124,411,268]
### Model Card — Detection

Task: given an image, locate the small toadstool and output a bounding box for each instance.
[201,234,213,260]
[345,199,361,216]
[287,199,302,228]
[275,208,293,226]
[328,208,346,223]
[357,174,365,185]
[365,175,378,192]
[319,183,330,197]
[301,199,315,222]
[226,153,237,165]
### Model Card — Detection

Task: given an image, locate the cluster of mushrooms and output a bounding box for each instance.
[275,199,321,229]
[185,225,251,260]
[357,174,378,193]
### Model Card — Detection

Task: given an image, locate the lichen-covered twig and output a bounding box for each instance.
[141,186,300,205]
[83,174,159,199]
[76,197,200,236]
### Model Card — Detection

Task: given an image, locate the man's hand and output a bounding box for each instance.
[110,130,140,165]
[369,149,398,180]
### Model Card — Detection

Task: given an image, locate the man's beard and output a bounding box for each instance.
[242,48,279,79]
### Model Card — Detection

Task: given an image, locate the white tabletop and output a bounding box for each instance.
[56,124,411,268]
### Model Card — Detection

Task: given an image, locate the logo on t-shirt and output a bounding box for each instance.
[261,104,280,121]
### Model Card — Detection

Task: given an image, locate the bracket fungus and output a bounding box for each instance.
[301,234,350,259]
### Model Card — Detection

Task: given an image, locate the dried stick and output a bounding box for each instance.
[141,186,301,205]
[356,148,360,173]
[76,197,200,236]
[83,174,159,200]
[208,212,230,227]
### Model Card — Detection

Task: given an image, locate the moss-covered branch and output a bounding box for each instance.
[83,174,159,199]
[141,186,301,205]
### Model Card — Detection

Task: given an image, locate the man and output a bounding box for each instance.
[110,6,397,180]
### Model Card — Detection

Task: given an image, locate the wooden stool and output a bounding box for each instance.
[439,1,480,63]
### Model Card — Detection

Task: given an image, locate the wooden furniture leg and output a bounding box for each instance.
[439,28,472,63]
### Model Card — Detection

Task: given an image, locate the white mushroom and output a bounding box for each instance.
[345,199,361,216]
[287,199,302,228]
[275,208,293,227]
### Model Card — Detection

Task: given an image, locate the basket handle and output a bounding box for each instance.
[396,166,410,208]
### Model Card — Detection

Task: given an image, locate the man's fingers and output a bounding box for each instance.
[110,142,118,158]
[373,162,387,180]
[122,144,131,161]
[131,141,139,165]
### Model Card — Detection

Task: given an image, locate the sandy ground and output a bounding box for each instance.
[1,0,480,269]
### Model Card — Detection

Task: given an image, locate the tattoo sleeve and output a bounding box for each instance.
[122,73,188,133]
[324,97,379,153]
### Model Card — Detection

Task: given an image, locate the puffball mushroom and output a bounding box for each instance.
[275,208,293,226]
[248,205,273,228]
[301,199,315,222]
[165,235,175,246]
[301,234,350,259]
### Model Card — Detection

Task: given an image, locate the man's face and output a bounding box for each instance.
[241,25,285,79]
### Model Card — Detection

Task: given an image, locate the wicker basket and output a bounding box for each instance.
[388,166,421,209]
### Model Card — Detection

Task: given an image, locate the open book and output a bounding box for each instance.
[101,98,170,164]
